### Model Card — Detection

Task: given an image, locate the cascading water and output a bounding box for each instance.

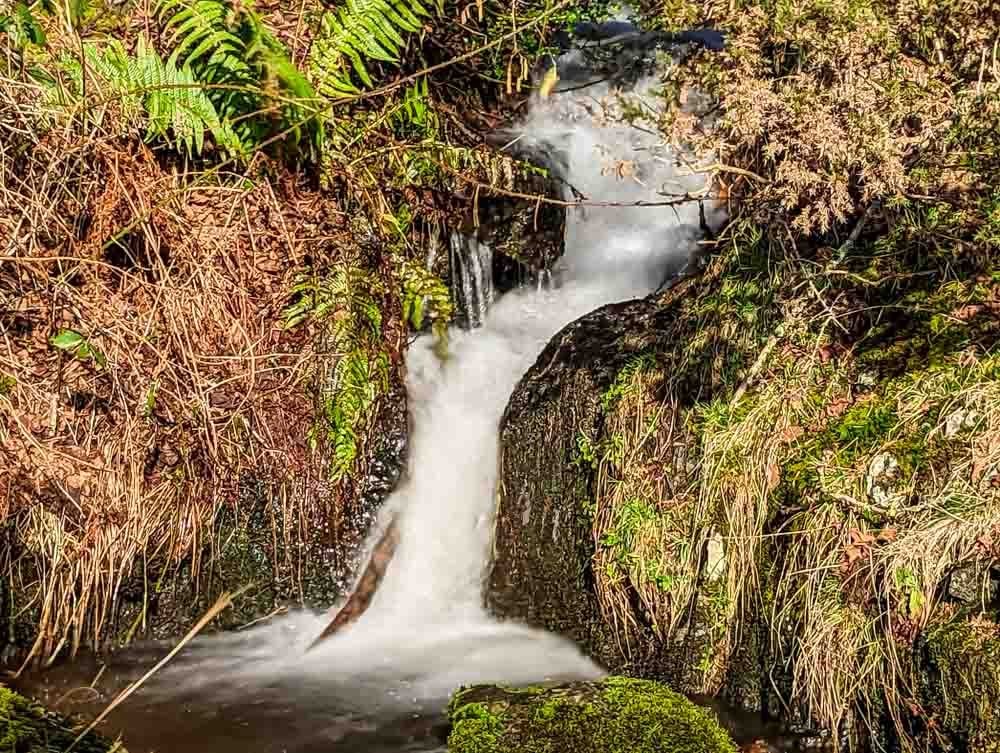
[449,232,495,329]
[25,50,720,753]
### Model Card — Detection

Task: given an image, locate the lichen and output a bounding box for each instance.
[447,677,737,753]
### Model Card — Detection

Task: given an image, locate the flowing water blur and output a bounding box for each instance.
[14,68,740,752]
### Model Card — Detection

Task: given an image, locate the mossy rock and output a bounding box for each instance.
[0,686,124,752]
[447,676,737,753]
[916,614,1000,752]
[487,299,678,676]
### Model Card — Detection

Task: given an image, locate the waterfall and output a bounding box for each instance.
[127,49,719,752]
[449,232,494,329]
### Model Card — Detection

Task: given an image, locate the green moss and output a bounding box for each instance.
[447,677,736,753]
[600,353,658,412]
[921,616,1000,752]
[0,686,123,752]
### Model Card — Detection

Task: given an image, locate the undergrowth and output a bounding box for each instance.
[1,0,560,665]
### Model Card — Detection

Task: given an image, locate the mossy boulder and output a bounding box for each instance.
[447,677,736,753]
[0,686,123,752]
[913,614,1000,752]
[486,299,693,680]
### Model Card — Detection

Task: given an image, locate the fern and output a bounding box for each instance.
[391,77,437,137]
[400,258,452,340]
[46,35,238,156]
[309,0,439,99]
[282,265,389,482]
[155,0,323,160]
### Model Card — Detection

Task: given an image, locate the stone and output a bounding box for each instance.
[947,563,1000,604]
[0,686,122,752]
[447,677,736,753]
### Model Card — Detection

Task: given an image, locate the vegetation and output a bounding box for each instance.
[447,677,737,753]
[0,686,124,752]
[489,0,1000,747]
[0,0,543,664]
[2,0,998,749]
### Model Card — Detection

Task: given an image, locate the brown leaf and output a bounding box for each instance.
[765,462,781,492]
[825,398,852,419]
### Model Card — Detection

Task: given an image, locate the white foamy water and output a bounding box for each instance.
[146,67,716,722]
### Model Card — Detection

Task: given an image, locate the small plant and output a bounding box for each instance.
[392,77,437,137]
[572,431,598,469]
[400,258,452,339]
[0,3,46,49]
[155,0,323,160]
[49,328,107,368]
[283,265,389,482]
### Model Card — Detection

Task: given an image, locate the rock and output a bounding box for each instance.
[486,295,760,694]
[447,677,737,753]
[0,686,123,752]
[914,614,1000,751]
[865,452,903,509]
[471,158,566,293]
[480,130,566,286]
[487,299,672,674]
[475,170,564,275]
[947,563,1000,605]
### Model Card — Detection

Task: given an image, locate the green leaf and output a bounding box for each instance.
[49,329,86,351]
[49,328,107,368]
[15,3,46,45]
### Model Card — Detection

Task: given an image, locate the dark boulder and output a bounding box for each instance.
[486,299,686,676]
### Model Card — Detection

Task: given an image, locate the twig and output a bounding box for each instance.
[431,153,714,208]
[66,588,247,751]
[835,200,880,262]
[329,0,577,107]
[731,328,782,405]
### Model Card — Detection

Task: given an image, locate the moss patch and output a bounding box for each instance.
[918,614,1000,752]
[447,677,736,753]
[0,686,124,752]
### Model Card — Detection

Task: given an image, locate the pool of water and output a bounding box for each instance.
[11,641,808,753]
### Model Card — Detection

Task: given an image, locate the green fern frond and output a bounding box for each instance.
[400,258,452,337]
[154,0,323,160]
[309,0,437,100]
[43,34,237,156]
[281,264,390,482]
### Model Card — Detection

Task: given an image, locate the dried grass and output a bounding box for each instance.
[0,65,376,664]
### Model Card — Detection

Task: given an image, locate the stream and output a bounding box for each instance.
[12,54,806,753]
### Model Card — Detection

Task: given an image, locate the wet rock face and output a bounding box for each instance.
[487,299,669,673]
[474,131,568,290]
[473,167,566,294]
